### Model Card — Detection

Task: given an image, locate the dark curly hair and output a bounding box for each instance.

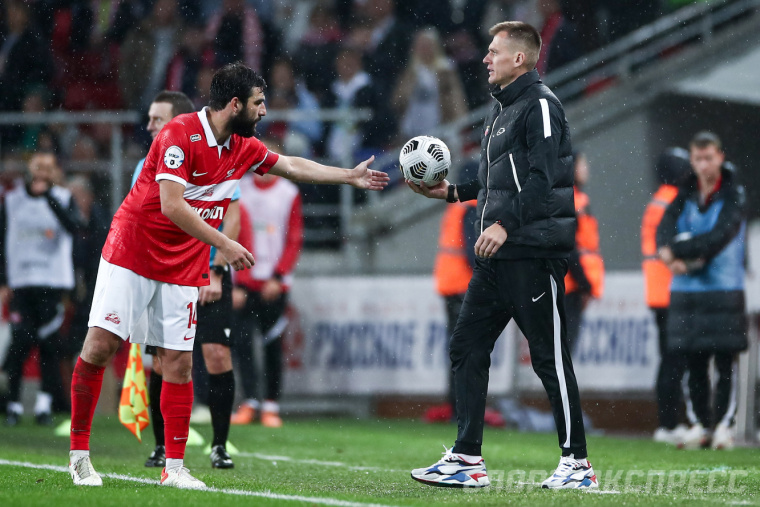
[209,62,267,111]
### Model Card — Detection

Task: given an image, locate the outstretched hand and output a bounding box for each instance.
[351,156,390,190]
[406,179,449,200]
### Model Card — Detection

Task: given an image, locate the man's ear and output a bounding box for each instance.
[230,97,241,114]
[515,52,525,67]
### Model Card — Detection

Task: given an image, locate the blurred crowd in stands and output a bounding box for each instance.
[0,0,703,174]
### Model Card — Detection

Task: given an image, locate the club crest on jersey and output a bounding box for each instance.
[105,312,121,325]
[202,185,216,197]
[190,134,202,142]
[164,146,185,169]
[226,169,234,178]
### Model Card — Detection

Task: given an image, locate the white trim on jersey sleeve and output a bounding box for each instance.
[184,179,241,202]
[250,152,270,172]
[156,173,188,187]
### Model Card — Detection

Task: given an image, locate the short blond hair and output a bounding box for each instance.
[489,21,541,69]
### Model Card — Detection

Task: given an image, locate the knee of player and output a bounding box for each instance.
[449,343,490,365]
[80,328,121,365]
[158,350,193,381]
[529,357,556,377]
[168,365,193,383]
[202,343,232,373]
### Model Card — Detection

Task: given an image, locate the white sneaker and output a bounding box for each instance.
[541,456,598,489]
[653,424,688,445]
[69,453,103,486]
[711,423,735,450]
[678,423,709,450]
[411,447,490,488]
[160,467,207,490]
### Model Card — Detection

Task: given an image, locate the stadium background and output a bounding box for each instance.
[0,0,759,443]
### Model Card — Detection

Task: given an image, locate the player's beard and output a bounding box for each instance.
[230,108,259,138]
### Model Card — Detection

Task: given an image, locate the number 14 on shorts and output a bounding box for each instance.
[185,302,198,341]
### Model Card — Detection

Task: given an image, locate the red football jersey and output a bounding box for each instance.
[102,108,280,286]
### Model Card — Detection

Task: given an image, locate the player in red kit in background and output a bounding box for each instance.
[68,63,388,489]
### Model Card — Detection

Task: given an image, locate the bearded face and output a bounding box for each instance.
[229,106,258,138]
[230,87,266,138]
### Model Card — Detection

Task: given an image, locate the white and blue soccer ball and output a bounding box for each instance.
[399,135,451,186]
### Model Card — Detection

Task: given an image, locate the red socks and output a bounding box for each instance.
[70,357,192,460]
[161,380,193,459]
[70,358,105,451]
[70,357,193,461]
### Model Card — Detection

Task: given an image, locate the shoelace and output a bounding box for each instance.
[555,457,586,474]
[74,458,93,479]
[437,444,457,464]
[176,467,202,482]
[436,445,478,467]
[436,444,484,466]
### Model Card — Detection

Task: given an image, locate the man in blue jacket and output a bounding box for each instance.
[657,131,746,450]
[407,21,596,489]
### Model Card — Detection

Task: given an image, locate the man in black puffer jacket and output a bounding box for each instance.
[409,21,596,490]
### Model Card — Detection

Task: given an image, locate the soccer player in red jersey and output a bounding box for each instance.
[68,63,389,489]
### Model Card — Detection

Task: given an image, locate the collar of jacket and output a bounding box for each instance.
[491,69,541,107]
[682,165,735,192]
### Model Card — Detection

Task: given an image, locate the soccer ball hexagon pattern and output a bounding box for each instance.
[399,136,451,186]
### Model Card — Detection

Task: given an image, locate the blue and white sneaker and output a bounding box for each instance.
[541,456,598,489]
[411,447,490,488]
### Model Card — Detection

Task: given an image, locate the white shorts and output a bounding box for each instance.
[88,257,199,351]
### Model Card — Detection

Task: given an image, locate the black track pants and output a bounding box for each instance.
[450,257,587,458]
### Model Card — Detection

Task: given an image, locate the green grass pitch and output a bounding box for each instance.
[0,415,758,506]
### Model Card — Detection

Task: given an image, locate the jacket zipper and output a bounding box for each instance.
[481,102,502,234]
[509,153,521,192]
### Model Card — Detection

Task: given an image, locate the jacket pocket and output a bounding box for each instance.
[489,150,509,167]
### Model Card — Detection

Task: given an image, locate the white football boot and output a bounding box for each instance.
[69,452,103,486]
[160,467,207,490]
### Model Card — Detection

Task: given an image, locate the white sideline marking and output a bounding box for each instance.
[0,459,396,507]
[517,481,619,494]
[238,452,405,472]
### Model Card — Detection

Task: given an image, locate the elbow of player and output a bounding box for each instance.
[161,200,180,220]
[282,158,306,182]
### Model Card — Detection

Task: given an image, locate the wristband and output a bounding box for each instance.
[446,184,458,203]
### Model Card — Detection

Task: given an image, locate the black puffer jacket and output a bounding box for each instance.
[458,70,575,259]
